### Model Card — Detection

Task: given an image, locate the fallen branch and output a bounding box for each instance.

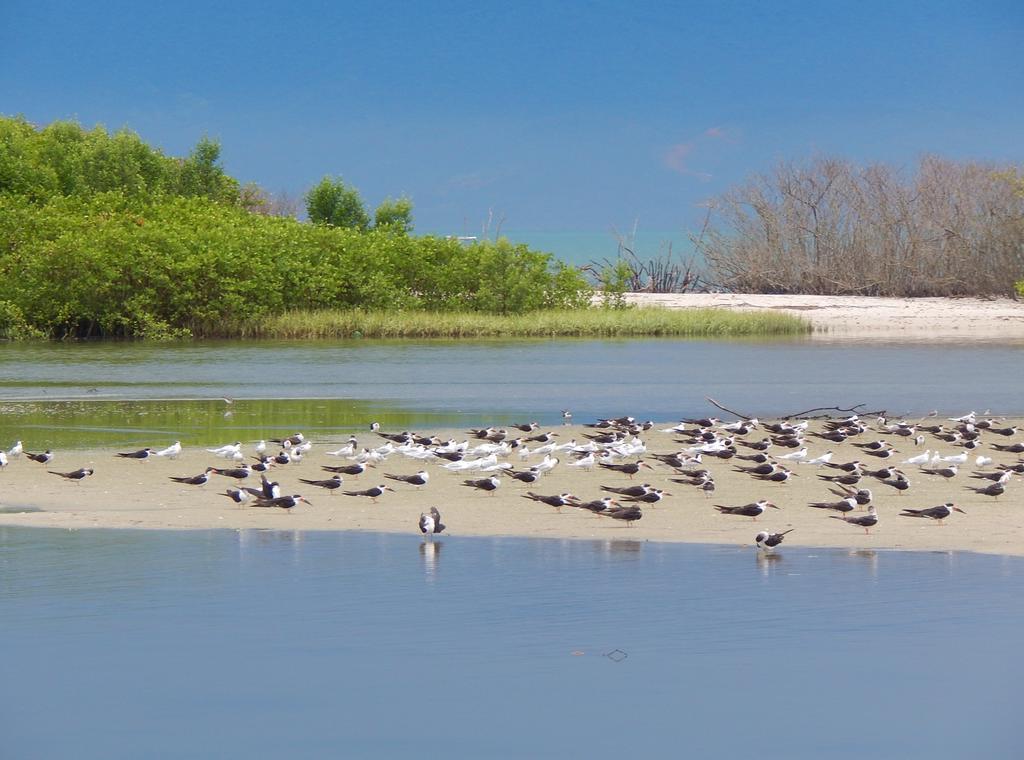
[705,397,887,421]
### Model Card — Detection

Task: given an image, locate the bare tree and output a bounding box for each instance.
[695,155,1024,297]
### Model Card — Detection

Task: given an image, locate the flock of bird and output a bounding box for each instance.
[4,408,1022,549]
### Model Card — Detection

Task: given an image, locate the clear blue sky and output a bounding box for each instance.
[2,0,1022,258]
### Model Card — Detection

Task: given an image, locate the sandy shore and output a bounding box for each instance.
[1,422,1022,556]
[622,293,1024,340]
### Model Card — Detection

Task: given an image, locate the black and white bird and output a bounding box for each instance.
[252,494,310,511]
[715,500,779,520]
[419,507,446,537]
[900,502,966,524]
[220,488,251,505]
[169,467,216,486]
[212,465,251,479]
[384,471,429,488]
[49,467,94,481]
[808,497,857,514]
[25,450,54,464]
[298,474,344,492]
[117,447,154,460]
[830,505,879,534]
[598,505,643,525]
[322,462,369,476]
[462,476,501,494]
[523,491,578,509]
[342,484,394,501]
[755,529,794,550]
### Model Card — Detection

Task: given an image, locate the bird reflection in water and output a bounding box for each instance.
[600,539,644,557]
[420,540,443,582]
[756,551,784,577]
[847,549,879,579]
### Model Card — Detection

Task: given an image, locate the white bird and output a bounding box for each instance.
[568,452,595,470]
[155,441,182,459]
[534,455,560,474]
[8,441,22,458]
[207,442,242,458]
[802,451,834,466]
[0,451,7,468]
[975,455,994,468]
[941,450,969,465]
[902,450,931,465]
[326,443,356,457]
[777,447,808,461]
[255,440,267,455]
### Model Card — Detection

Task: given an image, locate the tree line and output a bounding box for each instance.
[0,116,591,338]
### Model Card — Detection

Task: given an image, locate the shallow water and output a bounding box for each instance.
[0,527,1019,758]
[1,338,1022,447]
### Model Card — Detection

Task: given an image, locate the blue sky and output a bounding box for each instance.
[2,1,1022,260]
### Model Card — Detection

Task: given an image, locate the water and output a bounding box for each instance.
[1,338,1022,447]
[0,527,1019,758]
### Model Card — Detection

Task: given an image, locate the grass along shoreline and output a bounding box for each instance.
[209,307,811,339]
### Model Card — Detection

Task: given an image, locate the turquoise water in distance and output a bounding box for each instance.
[1,527,1020,759]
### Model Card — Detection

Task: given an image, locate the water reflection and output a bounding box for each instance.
[847,549,879,578]
[419,540,442,582]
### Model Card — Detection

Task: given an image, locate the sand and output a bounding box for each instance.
[621,293,1024,340]
[1,421,1022,556]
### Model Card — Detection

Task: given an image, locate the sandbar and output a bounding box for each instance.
[1,422,1021,556]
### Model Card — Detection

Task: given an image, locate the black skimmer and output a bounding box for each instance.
[378,431,414,443]
[253,494,310,511]
[512,421,540,432]
[243,475,280,500]
[523,492,578,509]
[270,433,305,447]
[561,410,572,423]
[753,468,796,483]
[49,467,94,481]
[323,462,369,476]
[154,442,182,459]
[599,505,643,526]
[370,422,381,432]
[419,507,445,536]
[829,486,873,505]
[818,472,862,486]
[298,475,344,492]
[600,483,653,498]
[526,432,557,444]
[737,438,773,451]
[864,465,900,480]
[735,452,771,464]
[462,477,501,494]
[597,460,653,478]
[824,460,863,473]
[622,489,670,504]
[755,529,794,550]
[972,469,1013,482]
[808,497,857,514]
[212,465,251,479]
[965,479,1007,498]
[900,502,966,523]
[221,488,251,505]
[853,441,892,452]
[25,450,54,464]
[117,448,154,460]
[343,484,394,501]
[508,469,543,484]
[921,464,958,479]
[879,473,911,493]
[384,471,430,488]
[169,468,215,485]
[988,425,1018,437]
[733,462,778,476]
[714,500,779,520]
[830,505,878,534]
[992,442,1024,453]
[574,496,618,514]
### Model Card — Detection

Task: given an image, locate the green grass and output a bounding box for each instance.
[207,307,811,339]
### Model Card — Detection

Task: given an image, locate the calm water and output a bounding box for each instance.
[0,527,1019,758]
[1,338,1022,447]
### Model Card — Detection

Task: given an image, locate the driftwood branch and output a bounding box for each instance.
[706,397,887,421]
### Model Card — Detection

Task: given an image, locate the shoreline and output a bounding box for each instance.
[622,293,1024,340]
[2,421,1021,556]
